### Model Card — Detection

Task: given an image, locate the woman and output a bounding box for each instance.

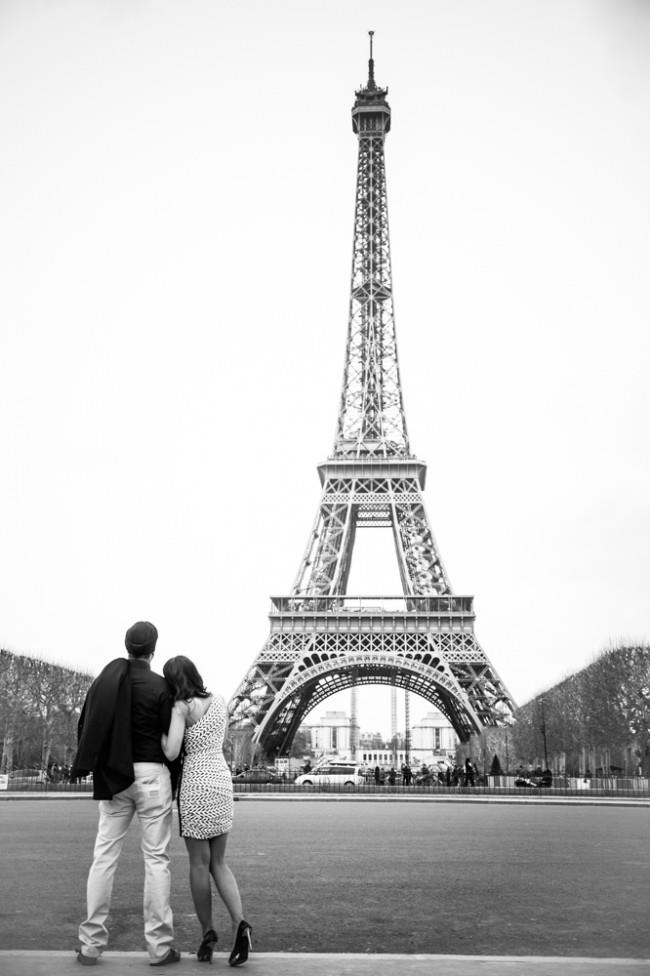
[161,655,252,966]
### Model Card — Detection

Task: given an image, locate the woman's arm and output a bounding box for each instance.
[162,700,190,761]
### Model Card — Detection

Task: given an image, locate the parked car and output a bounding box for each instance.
[295,763,365,788]
[7,768,49,788]
[232,768,282,784]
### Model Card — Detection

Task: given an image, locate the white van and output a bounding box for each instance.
[295,762,366,788]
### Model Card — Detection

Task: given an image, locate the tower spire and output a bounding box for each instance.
[368,30,376,89]
[337,34,404,459]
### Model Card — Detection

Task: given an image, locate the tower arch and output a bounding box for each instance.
[252,653,481,761]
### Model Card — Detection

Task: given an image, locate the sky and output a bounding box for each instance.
[1,0,649,738]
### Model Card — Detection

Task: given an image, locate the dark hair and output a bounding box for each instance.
[163,655,209,702]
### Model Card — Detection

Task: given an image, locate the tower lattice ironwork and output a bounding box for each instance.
[228,37,516,763]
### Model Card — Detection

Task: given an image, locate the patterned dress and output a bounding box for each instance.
[178,695,233,840]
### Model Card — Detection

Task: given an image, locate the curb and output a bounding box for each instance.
[0,951,648,972]
[234,794,650,808]
[1,791,648,808]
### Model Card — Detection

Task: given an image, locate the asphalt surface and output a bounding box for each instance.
[0,796,647,964]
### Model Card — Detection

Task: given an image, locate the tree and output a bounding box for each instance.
[509,644,650,775]
[0,650,33,772]
[490,753,503,776]
[289,728,315,760]
[0,648,91,772]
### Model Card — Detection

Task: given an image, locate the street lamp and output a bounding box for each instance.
[539,697,549,769]
[404,691,411,765]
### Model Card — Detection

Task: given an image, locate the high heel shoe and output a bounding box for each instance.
[197,929,218,963]
[228,920,252,967]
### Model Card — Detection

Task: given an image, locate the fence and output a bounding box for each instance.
[2,775,647,797]
[229,775,650,798]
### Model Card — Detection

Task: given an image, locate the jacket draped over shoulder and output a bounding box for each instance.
[72,658,134,800]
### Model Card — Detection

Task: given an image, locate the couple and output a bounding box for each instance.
[71,621,252,967]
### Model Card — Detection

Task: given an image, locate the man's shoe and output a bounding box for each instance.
[76,949,98,966]
[150,948,181,966]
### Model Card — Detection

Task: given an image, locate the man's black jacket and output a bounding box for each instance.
[71,658,134,800]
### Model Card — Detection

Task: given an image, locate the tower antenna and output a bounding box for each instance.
[368,30,375,88]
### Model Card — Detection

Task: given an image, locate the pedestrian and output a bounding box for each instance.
[464,757,475,787]
[374,765,381,784]
[162,655,252,967]
[72,621,180,967]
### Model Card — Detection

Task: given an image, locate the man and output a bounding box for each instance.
[72,621,180,966]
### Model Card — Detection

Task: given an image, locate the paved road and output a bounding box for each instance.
[0,798,647,959]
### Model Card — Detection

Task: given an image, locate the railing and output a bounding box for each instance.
[2,776,647,798]
[231,776,650,798]
[270,595,474,614]
[0,780,93,794]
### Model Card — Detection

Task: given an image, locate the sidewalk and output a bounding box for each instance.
[1,952,649,976]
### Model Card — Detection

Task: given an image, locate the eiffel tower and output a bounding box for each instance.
[228,36,516,763]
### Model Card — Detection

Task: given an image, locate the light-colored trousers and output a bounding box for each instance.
[78,762,174,962]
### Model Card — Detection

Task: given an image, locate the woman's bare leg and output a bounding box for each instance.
[209,833,244,935]
[184,837,214,935]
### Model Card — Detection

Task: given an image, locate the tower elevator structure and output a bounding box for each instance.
[228,37,516,764]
